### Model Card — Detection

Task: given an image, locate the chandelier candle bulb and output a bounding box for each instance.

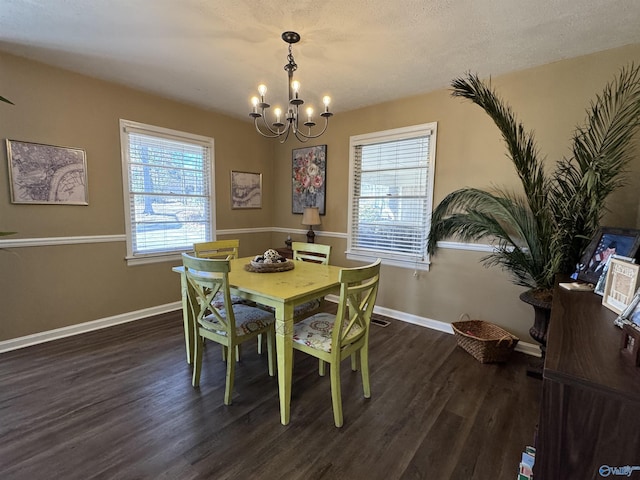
[290,80,303,106]
[274,108,283,127]
[304,109,315,127]
[323,96,331,114]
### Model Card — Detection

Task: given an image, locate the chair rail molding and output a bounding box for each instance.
[0,234,126,248]
[0,232,493,253]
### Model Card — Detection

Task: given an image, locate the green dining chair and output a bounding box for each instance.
[291,241,332,319]
[183,253,275,405]
[193,239,239,260]
[193,239,255,361]
[291,241,331,264]
[292,259,381,427]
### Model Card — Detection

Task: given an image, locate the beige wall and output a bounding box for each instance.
[2,44,640,343]
[272,43,640,341]
[0,52,273,340]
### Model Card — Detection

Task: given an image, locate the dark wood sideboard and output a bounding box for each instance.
[536,283,640,479]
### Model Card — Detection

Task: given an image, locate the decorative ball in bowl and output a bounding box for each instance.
[248,249,294,272]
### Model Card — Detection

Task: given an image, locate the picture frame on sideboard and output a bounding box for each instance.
[602,259,640,315]
[577,227,640,285]
[614,287,640,328]
[594,254,636,296]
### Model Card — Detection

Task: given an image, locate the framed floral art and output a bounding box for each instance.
[292,145,326,214]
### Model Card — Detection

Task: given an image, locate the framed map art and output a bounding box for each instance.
[6,139,88,205]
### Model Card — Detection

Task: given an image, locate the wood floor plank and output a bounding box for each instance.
[0,309,540,480]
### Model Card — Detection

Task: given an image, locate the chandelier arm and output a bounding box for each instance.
[291,116,330,140]
[260,113,286,136]
[279,127,292,144]
[254,117,287,138]
[293,130,311,143]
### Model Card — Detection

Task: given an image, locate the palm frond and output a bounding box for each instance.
[551,63,640,272]
[427,187,552,287]
[431,64,640,290]
[451,73,550,218]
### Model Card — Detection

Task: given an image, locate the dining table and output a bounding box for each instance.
[173,256,342,425]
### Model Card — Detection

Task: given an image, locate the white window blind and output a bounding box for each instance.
[120,120,214,262]
[348,123,436,268]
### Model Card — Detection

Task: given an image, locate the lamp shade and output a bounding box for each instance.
[302,207,321,226]
[302,207,321,243]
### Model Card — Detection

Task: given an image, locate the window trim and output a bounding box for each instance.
[346,122,437,270]
[119,119,216,266]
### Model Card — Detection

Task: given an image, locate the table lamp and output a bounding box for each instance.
[302,207,321,243]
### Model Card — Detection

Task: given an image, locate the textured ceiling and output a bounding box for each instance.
[2,0,640,120]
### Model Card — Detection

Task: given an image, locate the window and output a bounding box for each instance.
[347,123,437,270]
[120,119,214,265]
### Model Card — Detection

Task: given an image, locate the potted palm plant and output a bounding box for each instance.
[427,64,640,351]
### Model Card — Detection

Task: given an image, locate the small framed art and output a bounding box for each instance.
[6,139,88,205]
[602,259,640,314]
[230,171,262,209]
[577,227,640,284]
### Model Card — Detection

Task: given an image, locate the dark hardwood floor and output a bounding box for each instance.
[0,309,540,479]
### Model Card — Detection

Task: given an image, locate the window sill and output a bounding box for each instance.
[125,252,183,266]
[346,251,430,271]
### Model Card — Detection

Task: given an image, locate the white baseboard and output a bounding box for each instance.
[0,302,181,354]
[2,298,541,358]
[327,295,541,357]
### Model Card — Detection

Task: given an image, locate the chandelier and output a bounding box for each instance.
[249,31,333,143]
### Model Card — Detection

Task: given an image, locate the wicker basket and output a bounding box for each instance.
[451,314,519,363]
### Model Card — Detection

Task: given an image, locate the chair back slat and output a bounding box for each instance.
[182,253,236,339]
[333,259,381,349]
[292,241,331,264]
[193,239,240,260]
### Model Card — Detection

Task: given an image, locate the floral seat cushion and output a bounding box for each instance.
[292,312,364,353]
[212,292,251,309]
[199,304,274,337]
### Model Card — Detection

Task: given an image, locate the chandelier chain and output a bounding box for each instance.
[285,44,297,74]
